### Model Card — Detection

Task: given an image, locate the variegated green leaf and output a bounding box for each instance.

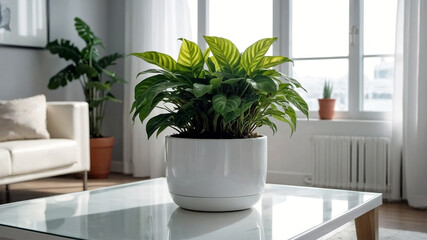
[131,52,177,72]
[203,48,211,63]
[242,37,277,75]
[178,39,204,77]
[204,36,241,74]
[258,56,293,69]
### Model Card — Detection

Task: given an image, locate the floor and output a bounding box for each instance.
[0,173,147,203]
[1,174,426,234]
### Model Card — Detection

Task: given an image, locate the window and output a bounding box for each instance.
[289,0,397,118]
[362,0,397,112]
[197,0,398,119]
[291,0,349,111]
[207,0,273,52]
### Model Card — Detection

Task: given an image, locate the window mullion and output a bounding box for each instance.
[198,0,208,50]
[348,0,363,118]
[274,0,291,75]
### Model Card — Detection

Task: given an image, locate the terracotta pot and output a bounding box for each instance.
[318,99,336,120]
[89,136,114,179]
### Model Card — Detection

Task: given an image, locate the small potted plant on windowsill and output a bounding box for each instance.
[318,81,335,120]
[131,36,308,211]
[46,17,125,179]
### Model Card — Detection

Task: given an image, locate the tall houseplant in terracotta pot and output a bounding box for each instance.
[131,36,308,211]
[318,81,335,120]
[46,18,125,178]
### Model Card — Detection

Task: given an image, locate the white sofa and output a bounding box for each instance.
[0,102,90,190]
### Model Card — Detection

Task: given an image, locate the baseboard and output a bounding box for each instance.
[110,160,123,173]
[267,170,312,186]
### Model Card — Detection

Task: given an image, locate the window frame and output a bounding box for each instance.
[198,0,393,120]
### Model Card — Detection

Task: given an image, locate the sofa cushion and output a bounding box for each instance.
[0,95,50,142]
[0,149,11,177]
[0,139,77,176]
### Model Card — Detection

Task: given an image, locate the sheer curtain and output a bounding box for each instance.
[393,0,427,208]
[123,0,194,177]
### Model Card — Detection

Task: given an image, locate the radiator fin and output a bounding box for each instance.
[312,136,390,193]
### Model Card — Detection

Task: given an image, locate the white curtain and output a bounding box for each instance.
[393,0,427,208]
[123,0,194,177]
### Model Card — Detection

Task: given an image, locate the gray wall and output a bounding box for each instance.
[0,0,125,163]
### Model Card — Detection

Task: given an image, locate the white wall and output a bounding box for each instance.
[261,119,392,186]
[0,0,125,163]
[0,1,397,184]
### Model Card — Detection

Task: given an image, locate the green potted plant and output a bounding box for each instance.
[131,36,308,211]
[318,81,335,120]
[46,17,125,178]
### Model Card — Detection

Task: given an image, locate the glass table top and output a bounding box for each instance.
[0,178,382,240]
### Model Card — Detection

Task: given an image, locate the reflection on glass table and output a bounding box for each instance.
[0,178,382,240]
[168,208,263,240]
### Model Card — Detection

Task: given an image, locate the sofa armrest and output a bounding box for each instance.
[46,102,90,170]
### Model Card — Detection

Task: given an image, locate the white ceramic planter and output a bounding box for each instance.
[165,136,267,212]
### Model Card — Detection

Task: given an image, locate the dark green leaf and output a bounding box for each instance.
[81,46,99,61]
[190,83,212,98]
[279,74,307,91]
[98,53,123,68]
[146,113,173,139]
[74,17,104,47]
[209,77,222,89]
[48,64,80,89]
[133,92,166,123]
[134,75,166,98]
[223,102,254,123]
[222,78,244,84]
[246,76,278,93]
[286,89,309,117]
[89,94,120,109]
[258,117,277,134]
[285,107,297,130]
[46,39,81,63]
[174,110,193,128]
[86,81,110,90]
[156,124,170,137]
[76,63,98,78]
[146,82,186,102]
[133,81,185,124]
[212,94,241,114]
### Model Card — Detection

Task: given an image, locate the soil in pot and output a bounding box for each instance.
[318,98,336,120]
[89,136,114,179]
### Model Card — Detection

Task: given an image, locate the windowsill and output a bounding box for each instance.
[296,111,392,122]
[297,118,391,124]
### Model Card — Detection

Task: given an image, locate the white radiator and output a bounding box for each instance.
[311,136,391,193]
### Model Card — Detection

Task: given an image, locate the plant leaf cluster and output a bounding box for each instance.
[323,81,333,99]
[131,36,309,139]
[46,17,125,138]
